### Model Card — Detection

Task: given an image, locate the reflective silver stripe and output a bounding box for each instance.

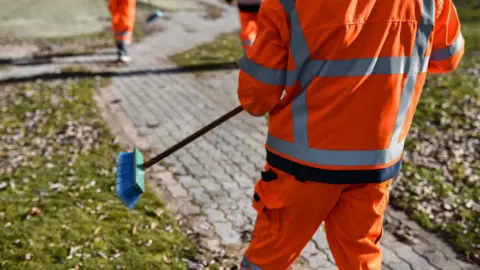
[267,135,406,166]
[242,39,254,46]
[237,56,297,86]
[389,0,434,145]
[430,32,464,61]
[238,56,428,87]
[115,31,132,37]
[263,0,435,166]
[240,256,262,270]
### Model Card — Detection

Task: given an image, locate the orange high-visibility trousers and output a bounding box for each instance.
[240,164,392,270]
[239,11,258,52]
[109,0,136,43]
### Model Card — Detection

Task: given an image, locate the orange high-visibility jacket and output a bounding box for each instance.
[237,0,264,51]
[237,0,464,183]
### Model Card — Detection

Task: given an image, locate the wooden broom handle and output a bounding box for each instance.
[142,105,244,169]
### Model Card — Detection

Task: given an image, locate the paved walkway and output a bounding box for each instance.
[1,2,478,269]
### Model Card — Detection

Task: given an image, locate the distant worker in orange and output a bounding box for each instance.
[108,0,136,62]
[225,0,263,52]
[236,0,464,269]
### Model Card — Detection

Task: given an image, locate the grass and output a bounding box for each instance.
[12,3,164,57]
[393,20,480,262]
[0,78,194,269]
[392,5,480,262]
[198,2,224,20]
[169,9,480,264]
[170,32,242,67]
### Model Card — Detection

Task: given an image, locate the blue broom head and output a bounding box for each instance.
[146,10,164,24]
[116,149,145,209]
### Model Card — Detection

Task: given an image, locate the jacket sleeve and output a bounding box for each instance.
[236,0,290,117]
[427,0,464,74]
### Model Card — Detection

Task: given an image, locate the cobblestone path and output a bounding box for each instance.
[1,2,477,269]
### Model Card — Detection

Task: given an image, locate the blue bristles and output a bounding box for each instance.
[146,11,164,24]
[116,152,141,209]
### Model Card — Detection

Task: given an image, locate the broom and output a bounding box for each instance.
[145,10,164,25]
[145,0,164,25]
[116,105,244,208]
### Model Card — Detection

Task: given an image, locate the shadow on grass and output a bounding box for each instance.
[0,62,239,84]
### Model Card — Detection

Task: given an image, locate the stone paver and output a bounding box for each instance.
[1,2,478,270]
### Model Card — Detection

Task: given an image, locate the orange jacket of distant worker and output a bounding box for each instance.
[237,0,464,269]
[237,0,263,52]
[109,0,136,44]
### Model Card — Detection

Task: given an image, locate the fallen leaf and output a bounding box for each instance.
[94,227,101,235]
[98,251,108,259]
[69,245,83,255]
[154,208,164,217]
[30,207,42,216]
[151,222,158,229]
[0,182,7,190]
[25,253,32,261]
[132,223,138,235]
[163,255,171,264]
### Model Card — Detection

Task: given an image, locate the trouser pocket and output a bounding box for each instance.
[251,168,284,238]
[252,192,282,239]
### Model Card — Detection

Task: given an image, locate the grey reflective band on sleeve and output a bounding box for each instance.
[238,56,426,88]
[115,31,132,37]
[242,39,254,46]
[237,56,298,86]
[430,32,464,61]
[240,256,262,270]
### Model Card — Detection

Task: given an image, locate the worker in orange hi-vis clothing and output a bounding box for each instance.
[236,0,464,269]
[225,0,263,52]
[109,0,136,62]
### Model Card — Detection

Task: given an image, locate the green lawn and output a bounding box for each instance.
[170,33,242,67]
[27,3,162,56]
[392,5,480,263]
[170,8,480,263]
[0,78,194,269]
[393,7,480,262]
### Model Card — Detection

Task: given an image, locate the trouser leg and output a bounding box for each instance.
[241,164,346,270]
[111,0,136,43]
[324,180,392,270]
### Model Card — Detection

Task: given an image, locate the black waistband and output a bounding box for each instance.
[266,150,402,184]
[238,3,261,13]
